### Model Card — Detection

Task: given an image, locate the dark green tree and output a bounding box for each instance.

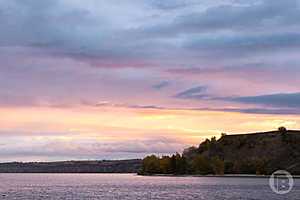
[192,155,211,175]
[141,155,160,174]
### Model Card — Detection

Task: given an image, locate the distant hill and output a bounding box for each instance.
[140,128,300,175]
[0,159,142,173]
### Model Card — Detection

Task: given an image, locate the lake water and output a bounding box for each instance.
[0,173,299,199]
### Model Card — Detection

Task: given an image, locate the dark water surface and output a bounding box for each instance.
[0,173,299,199]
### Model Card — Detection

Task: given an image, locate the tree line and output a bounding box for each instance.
[139,153,226,175]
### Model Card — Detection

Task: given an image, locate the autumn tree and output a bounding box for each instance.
[211,156,224,175]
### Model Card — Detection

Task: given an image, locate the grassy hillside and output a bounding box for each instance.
[140,128,300,175]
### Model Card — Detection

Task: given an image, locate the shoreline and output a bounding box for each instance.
[138,174,300,179]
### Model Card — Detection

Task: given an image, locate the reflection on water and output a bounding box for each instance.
[0,173,299,200]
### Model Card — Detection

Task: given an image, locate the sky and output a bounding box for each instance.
[1,0,300,161]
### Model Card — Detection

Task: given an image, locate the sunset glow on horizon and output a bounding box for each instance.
[1,0,300,161]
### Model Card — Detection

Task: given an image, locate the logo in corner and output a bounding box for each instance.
[269,170,294,195]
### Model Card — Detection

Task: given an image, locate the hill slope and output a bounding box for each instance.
[141,129,300,175]
[185,129,300,174]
